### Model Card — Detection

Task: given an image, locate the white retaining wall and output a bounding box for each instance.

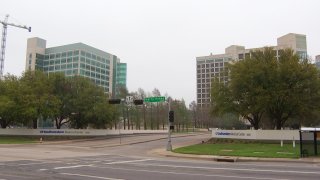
[211,130,300,140]
[0,129,167,136]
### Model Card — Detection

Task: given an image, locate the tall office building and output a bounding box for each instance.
[315,55,320,69]
[196,33,307,107]
[25,37,127,96]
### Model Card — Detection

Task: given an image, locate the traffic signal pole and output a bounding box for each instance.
[166,99,172,151]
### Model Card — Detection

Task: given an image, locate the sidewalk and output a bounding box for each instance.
[152,148,320,163]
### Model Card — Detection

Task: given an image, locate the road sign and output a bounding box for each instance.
[126,96,133,103]
[144,96,166,102]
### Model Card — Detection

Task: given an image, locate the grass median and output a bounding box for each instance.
[0,136,38,144]
[173,139,300,158]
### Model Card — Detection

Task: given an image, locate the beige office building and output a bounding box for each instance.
[196,33,307,107]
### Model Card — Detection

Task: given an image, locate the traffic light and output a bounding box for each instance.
[133,99,144,105]
[169,110,174,123]
[108,99,121,104]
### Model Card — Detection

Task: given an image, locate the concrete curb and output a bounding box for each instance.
[152,148,320,163]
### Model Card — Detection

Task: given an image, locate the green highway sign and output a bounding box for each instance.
[144,96,166,102]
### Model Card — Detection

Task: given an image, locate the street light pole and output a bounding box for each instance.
[166,99,172,151]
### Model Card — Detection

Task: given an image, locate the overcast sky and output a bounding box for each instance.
[1,0,319,106]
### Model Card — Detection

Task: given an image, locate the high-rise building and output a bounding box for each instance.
[25,37,127,96]
[315,55,320,69]
[196,33,307,107]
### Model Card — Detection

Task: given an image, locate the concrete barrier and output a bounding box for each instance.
[0,129,167,136]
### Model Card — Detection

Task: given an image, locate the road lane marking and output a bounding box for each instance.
[93,166,287,180]
[54,164,93,170]
[39,169,48,171]
[127,162,320,175]
[60,173,124,180]
[104,159,153,165]
[17,161,62,166]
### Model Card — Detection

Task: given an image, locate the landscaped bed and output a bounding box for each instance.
[173,139,300,158]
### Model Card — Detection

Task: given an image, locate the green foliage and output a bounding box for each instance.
[0,71,116,129]
[267,49,320,129]
[211,48,320,129]
[0,75,22,128]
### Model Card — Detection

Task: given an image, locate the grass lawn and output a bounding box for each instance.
[0,136,38,144]
[173,142,300,158]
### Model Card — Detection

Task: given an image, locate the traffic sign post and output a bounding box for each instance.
[126,96,133,104]
[143,96,172,151]
[166,99,173,151]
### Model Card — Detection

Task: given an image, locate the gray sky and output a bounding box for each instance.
[1,0,320,106]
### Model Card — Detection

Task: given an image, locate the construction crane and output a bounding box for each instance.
[0,14,31,79]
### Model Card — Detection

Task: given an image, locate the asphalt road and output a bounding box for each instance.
[1,133,320,180]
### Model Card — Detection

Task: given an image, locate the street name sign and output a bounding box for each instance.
[144,96,166,102]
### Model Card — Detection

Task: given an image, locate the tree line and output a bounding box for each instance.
[113,87,192,131]
[211,48,320,130]
[0,71,193,130]
[0,71,116,129]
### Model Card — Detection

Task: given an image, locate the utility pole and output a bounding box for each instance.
[0,14,31,79]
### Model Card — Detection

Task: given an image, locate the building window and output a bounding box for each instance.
[67,51,73,57]
[238,54,244,59]
[73,56,79,62]
[67,57,72,63]
[50,54,55,59]
[73,63,78,68]
[55,65,61,70]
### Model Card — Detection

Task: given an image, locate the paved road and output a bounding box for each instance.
[1,133,320,180]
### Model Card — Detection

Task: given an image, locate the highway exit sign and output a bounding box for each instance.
[144,96,166,102]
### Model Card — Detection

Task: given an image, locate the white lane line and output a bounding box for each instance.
[54,164,93,170]
[93,166,286,180]
[60,173,124,180]
[127,162,320,175]
[104,159,152,165]
[17,161,62,166]
[39,169,48,171]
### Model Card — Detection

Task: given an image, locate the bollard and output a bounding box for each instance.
[280,140,283,147]
[40,137,43,143]
[293,136,295,148]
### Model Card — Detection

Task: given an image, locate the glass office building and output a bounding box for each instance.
[26,37,126,95]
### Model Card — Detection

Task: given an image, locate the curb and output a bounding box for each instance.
[153,148,320,164]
